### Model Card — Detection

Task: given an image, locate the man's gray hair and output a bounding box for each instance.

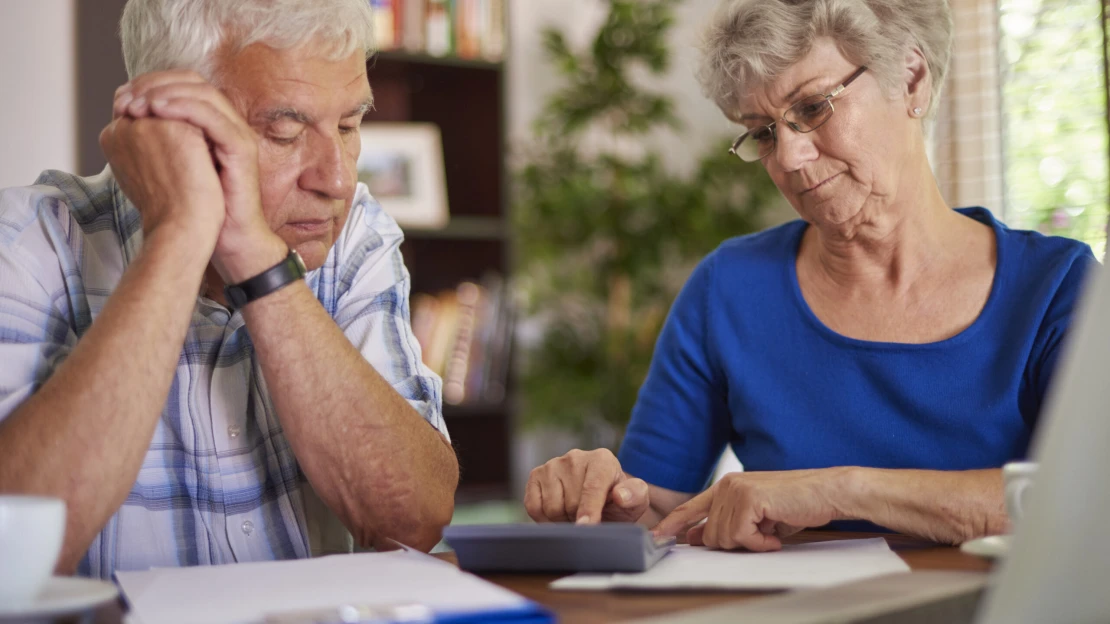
[120,0,376,80]
[698,0,952,119]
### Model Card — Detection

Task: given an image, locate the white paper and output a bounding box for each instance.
[116,549,532,624]
[551,538,910,591]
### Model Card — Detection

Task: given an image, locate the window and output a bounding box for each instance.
[999,0,1109,259]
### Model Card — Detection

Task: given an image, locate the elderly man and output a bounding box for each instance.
[0,0,458,577]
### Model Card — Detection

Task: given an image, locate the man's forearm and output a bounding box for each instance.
[0,229,212,572]
[837,467,1009,543]
[242,280,458,552]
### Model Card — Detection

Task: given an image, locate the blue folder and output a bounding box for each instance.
[431,603,555,623]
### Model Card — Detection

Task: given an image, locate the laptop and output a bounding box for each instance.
[974,260,1110,622]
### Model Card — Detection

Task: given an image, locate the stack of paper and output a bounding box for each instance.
[116,548,550,624]
[551,538,910,591]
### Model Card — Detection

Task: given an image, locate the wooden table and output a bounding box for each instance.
[471,531,991,623]
[93,531,991,624]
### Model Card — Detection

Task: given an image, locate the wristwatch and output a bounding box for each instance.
[224,248,306,308]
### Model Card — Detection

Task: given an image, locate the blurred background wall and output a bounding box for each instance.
[0,0,76,189]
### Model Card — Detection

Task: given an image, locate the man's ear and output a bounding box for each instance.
[904,46,931,117]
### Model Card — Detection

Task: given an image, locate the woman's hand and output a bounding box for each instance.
[524,449,651,524]
[652,468,852,551]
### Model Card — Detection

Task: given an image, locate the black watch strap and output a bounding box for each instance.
[224,249,306,308]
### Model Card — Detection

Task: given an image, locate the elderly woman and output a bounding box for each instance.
[525,0,1097,549]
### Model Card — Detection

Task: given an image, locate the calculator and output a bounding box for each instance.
[443,523,676,573]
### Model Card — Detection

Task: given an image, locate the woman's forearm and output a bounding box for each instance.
[838,467,1010,543]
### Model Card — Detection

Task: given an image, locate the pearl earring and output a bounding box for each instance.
[913,107,923,116]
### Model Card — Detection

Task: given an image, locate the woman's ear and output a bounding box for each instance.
[904,46,931,117]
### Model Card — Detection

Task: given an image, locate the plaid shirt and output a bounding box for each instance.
[0,168,447,578]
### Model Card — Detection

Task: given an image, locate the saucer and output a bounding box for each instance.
[960,534,1012,559]
[0,576,118,622]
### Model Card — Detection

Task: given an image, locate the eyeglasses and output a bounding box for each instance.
[729,66,868,163]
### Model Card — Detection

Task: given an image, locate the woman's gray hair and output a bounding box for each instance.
[120,0,376,80]
[698,0,952,119]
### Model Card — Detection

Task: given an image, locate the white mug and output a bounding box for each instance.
[1003,461,1038,528]
[0,495,66,606]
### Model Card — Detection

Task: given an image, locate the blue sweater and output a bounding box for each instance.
[619,208,1097,498]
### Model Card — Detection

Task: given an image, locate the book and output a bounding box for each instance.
[410,275,514,407]
[482,285,513,404]
[393,0,405,50]
[455,0,481,59]
[443,281,481,404]
[424,290,459,376]
[465,274,502,400]
[482,0,505,60]
[425,0,453,57]
[378,0,503,61]
[402,0,426,52]
[370,0,396,50]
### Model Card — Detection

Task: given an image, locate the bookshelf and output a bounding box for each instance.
[375,50,503,71]
[364,50,514,503]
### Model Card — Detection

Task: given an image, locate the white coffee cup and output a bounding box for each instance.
[1003,461,1038,528]
[0,496,66,606]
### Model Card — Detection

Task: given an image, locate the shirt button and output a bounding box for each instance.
[241,520,254,536]
[228,425,241,439]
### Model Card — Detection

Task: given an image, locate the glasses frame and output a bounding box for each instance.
[729,66,869,163]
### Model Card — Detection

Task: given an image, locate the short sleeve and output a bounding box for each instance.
[617,252,731,493]
[326,195,447,441]
[0,196,77,422]
[1026,249,1100,428]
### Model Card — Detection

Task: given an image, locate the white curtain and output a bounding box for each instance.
[931,0,1005,215]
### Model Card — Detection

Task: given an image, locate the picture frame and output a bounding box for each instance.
[357,122,449,229]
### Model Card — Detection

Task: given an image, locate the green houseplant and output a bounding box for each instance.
[513,0,781,443]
